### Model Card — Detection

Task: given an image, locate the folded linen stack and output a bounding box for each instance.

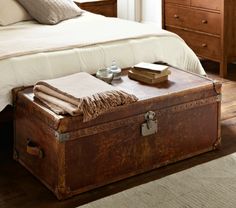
[33,72,138,122]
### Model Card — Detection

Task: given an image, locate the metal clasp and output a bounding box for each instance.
[141,111,158,136]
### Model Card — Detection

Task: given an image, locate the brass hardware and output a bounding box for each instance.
[201,43,207,48]
[174,14,179,19]
[202,20,208,24]
[216,94,222,102]
[55,132,70,142]
[213,80,222,94]
[141,111,158,136]
[213,137,222,149]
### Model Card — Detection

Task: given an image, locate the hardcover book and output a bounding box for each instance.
[131,68,171,79]
[128,70,169,84]
[133,62,169,73]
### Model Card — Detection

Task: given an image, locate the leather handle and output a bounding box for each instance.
[26,139,44,159]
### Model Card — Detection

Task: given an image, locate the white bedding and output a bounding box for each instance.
[0,12,205,111]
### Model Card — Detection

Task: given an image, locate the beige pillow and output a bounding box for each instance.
[18,0,83,25]
[0,0,32,26]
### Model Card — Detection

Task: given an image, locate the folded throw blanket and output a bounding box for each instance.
[33,72,138,122]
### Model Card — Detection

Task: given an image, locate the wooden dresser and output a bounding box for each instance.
[163,0,236,77]
[74,0,117,17]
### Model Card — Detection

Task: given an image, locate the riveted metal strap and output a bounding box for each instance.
[55,95,220,142]
[170,95,221,113]
[155,95,221,116]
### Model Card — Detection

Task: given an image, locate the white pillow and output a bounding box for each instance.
[0,0,32,26]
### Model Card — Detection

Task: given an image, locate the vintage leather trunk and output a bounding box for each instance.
[14,67,221,200]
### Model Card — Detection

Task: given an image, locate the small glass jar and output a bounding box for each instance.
[108,60,121,80]
[96,68,114,84]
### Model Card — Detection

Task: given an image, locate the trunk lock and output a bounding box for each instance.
[141,111,158,136]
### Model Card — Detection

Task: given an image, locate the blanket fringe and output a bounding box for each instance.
[80,90,138,122]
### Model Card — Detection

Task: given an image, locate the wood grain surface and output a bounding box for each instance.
[163,0,236,78]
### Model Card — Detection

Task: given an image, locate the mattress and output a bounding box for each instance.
[0,12,205,112]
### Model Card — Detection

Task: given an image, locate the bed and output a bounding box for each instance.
[0,11,205,113]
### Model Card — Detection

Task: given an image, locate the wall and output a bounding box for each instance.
[141,0,162,28]
[117,0,141,21]
[117,0,129,19]
[118,0,162,28]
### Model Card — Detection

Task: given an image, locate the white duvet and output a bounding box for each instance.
[0,12,205,111]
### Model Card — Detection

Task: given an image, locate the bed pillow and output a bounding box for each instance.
[17,0,83,25]
[0,0,32,26]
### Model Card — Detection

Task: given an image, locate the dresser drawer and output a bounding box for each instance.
[191,0,221,11]
[165,0,190,6]
[167,27,221,59]
[165,5,221,35]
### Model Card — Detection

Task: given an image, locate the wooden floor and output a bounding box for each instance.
[1,61,236,208]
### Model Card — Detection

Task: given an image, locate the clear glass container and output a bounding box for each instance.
[108,60,121,80]
[96,68,114,84]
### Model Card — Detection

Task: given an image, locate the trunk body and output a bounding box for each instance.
[14,68,221,200]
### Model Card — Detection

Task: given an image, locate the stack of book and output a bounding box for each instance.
[128,62,171,84]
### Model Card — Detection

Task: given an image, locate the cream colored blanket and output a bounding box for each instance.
[0,15,175,60]
[33,72,138,122]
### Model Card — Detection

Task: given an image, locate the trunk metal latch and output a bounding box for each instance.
[141,111,158,136]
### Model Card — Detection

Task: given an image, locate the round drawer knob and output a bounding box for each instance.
[201,43,207,48]
[174,14,179,19]
[202,20,208,24]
